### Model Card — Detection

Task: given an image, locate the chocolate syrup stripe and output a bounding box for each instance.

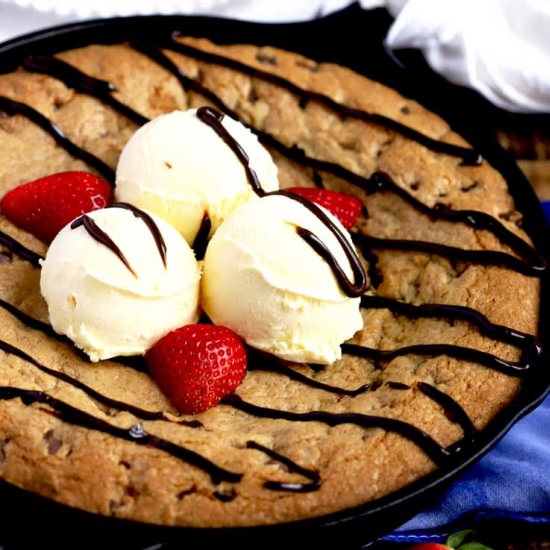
[265,143,545,275]
[192,213,212,261]
[342,342,528,377]
[22,54,148,127]
[367,171,545,273]
[353,233,541,278]
[165,38,482,166]
[0,298,56,337]
[223,393,451,464]
[273,188,367,296]
[111,203,168,267]
[71,214,137,277]
[0,297,149,373]
[72,203,167,275]
[246,440,321,492]
[17,50,544,274]
[0,96,115,184]
[0,386,240,484]
[249,350,370,397]
[417,382,475,440]
[196,105,264,196]
[0,230,43,267]
[360,295,537,351]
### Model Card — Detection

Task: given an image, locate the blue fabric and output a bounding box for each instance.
[382,201,550,542]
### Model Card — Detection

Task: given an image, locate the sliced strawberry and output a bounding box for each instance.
[1,171,112,244]
[286,187,363,229]
[145,324,247,415]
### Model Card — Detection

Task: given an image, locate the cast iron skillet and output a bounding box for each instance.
[0,4,548,549]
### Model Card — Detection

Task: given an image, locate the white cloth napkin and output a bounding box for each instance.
[1,0,361,20]
[385,0,550,113]
[1,0,550,113]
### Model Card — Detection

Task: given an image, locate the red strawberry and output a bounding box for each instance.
[286,187,363,229]
[409,530,492,550]
[408,544,450,550]
[145,324,247,415]
[1,171,112,244]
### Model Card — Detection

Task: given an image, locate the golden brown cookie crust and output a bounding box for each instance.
[0,37,540,527]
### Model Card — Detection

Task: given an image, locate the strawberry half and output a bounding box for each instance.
[1,171,112,244]
[146,324,248,415]
[286,187,363,229]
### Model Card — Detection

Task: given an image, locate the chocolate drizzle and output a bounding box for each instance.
[261,143,546,275]
[223,393,450,464]
[417,382,475,441]
[0,230,43,267]
[0,386,240,484]
[213,488,237,502]
[192,213,212,261]
[274,189,367,297]
[353,233,543,278]
[0,297,150,373]
[0,298,57,338]
[196,106,265,196]
[248,349,371,397]
[360,295,538,351]
[130,39,228,113]
[111,202,167,267]
[69,203,167,274]
[71,214,137,277]
[341,342,529,377]
[299,225,365,294]
[246,440,321,492]
[22,54,148,126]
[0,96,115,184]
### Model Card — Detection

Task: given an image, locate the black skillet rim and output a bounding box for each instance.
[0,4,549,548]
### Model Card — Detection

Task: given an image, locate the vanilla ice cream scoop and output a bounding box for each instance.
[201,193,365,364]
[115,108,279,245]
[40,204,200,361]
